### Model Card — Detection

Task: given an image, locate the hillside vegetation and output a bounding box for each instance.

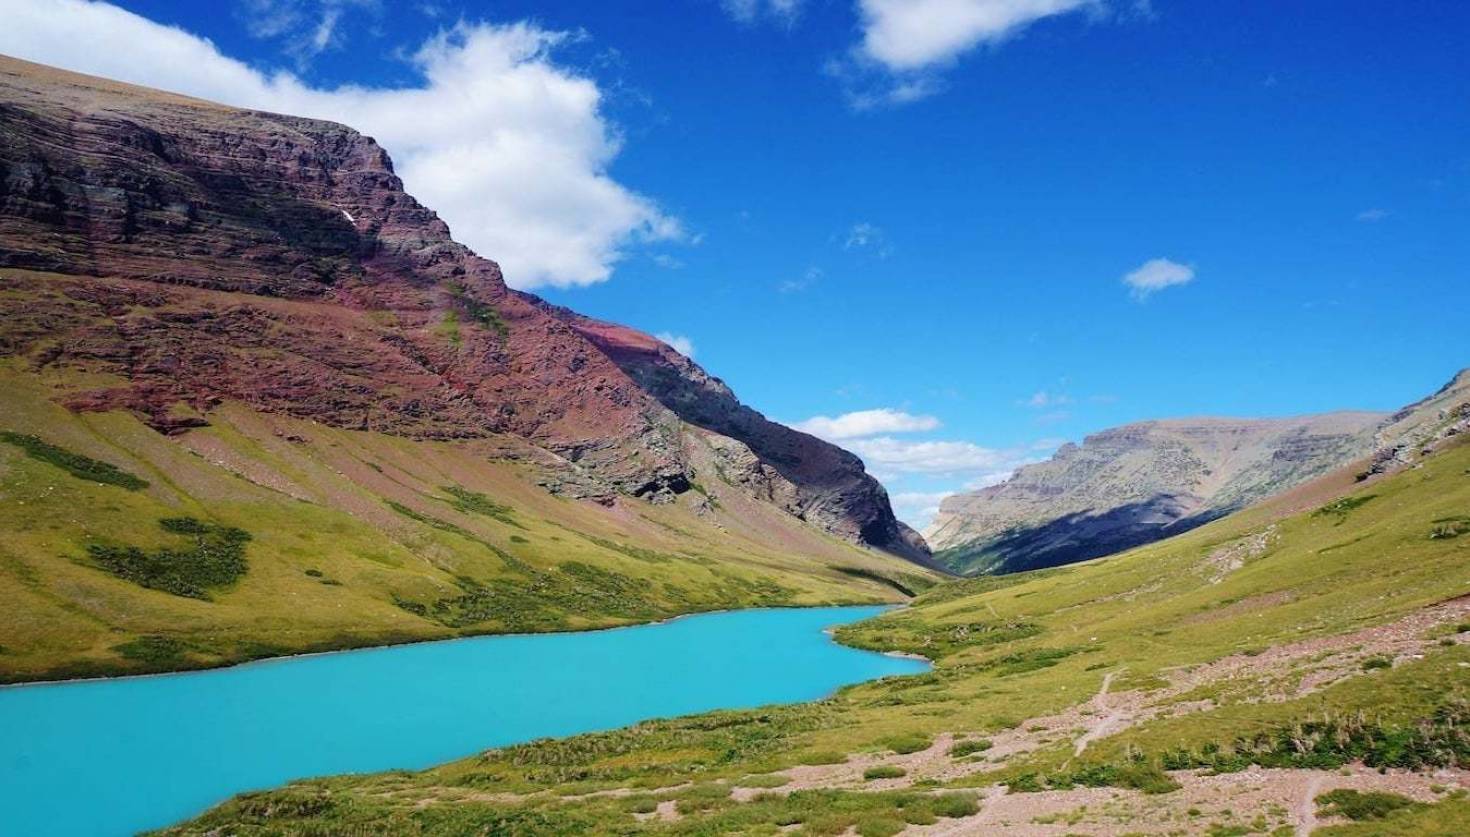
[158,436,1470,835]
[0,363,936,684]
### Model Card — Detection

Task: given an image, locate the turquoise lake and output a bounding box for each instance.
[0,605,926,835]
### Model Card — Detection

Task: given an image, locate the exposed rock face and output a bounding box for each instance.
[0,56,929,565]
[1363,368,1470,479]
[926,412,1386,575]
[545,305,935,566]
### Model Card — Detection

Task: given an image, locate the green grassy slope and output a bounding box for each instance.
[0,363,937,683]
[157,436,1470,835]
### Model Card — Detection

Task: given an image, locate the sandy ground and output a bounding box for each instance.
[907,765,1467,835]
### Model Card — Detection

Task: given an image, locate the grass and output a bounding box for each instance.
[0,362,931,683]
[1316,788,1422,821]
[152,437,1470,834]
[0,430,148,489]
[1316,794,1470,835]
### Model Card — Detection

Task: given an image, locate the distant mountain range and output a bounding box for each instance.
[927,371,1470,575]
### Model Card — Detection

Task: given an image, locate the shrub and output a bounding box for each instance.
[1313,495,1376,524]
[1361,656,1393,671]
[1315,789,1421,821]
[738,774,790,788]
[798,751,848,766]
[622,796,658,814]
[0,431,148,490]
[439,485,521,528]
[931,793,980,818]
[88,517,251,599]
[863,765,906,780]
[883,733,932,754]
[949,738,993,758]
[856,816,906,836]
[113,635,187,665]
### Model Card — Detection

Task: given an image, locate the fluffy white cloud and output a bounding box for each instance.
[654,332,697,358]
[1122,258,1195,298]
[794,409,941,440]
[857,0,1095,72]
[0,0,681,289]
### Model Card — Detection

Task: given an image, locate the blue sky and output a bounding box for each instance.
[6,1,1468,528]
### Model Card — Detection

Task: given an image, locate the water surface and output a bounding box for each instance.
[0,605,925,835]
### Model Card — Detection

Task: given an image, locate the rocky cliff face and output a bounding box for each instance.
[926,412,1386,575]
[545,305,934,565]
[0,56,928,565]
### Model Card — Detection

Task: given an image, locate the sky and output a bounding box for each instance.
[3,0,1467,530]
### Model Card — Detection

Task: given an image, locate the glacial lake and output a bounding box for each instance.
[0,605,925,836]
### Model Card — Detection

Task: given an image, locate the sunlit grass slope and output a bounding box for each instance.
[0,363,937,683]
[158,435,1470,835]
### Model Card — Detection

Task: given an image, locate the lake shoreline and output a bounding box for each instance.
[0,597,908,691]
[1,604,929,837]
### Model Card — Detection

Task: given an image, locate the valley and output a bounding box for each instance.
[155,424,1470,835]
[1,33,1467,837]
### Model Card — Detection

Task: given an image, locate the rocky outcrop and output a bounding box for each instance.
[1361,368,1470,479]
[0,56,928,564]
[543,305,935,566]
[926,413,1385,575]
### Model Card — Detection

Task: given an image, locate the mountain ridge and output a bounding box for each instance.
[925,409,1389,575]
[0,53,928,564]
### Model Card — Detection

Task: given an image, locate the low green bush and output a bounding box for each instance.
[863,765,906,780]
[1316,788,1421,821]
[883,733,932,754]
[949,738,993,758]
[931,792,980,818]
[0,431,148,490]
[88,517,251,599]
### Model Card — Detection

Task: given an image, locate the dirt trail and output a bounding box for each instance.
[1074,669,1125,756]
[772,597,1469,799]
[1295,774,1324,836]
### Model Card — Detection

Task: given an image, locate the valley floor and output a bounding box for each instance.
[156,439,1470,835]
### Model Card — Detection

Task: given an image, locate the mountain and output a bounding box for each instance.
[0,56,938,683]
[926,411,1388,575]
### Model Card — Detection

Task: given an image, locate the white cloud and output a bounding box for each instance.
[844,437,1024,476]
[843,221,893,258]
[722,0,805,25]
[1122,257,1195,299]
[1,0,681,290]
[857,0,1096,72]
[1356,208,1390,222]
[834,0,1099,106]
[238,1,381,68]
[793,409,941,440]
[890,490,955,528]
[844,222,880,248]
[654,332,696,358]
[1023,390,1071,408]
[779,266,824,293]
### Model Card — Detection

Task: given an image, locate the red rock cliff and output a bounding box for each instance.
[0,55,931,565]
